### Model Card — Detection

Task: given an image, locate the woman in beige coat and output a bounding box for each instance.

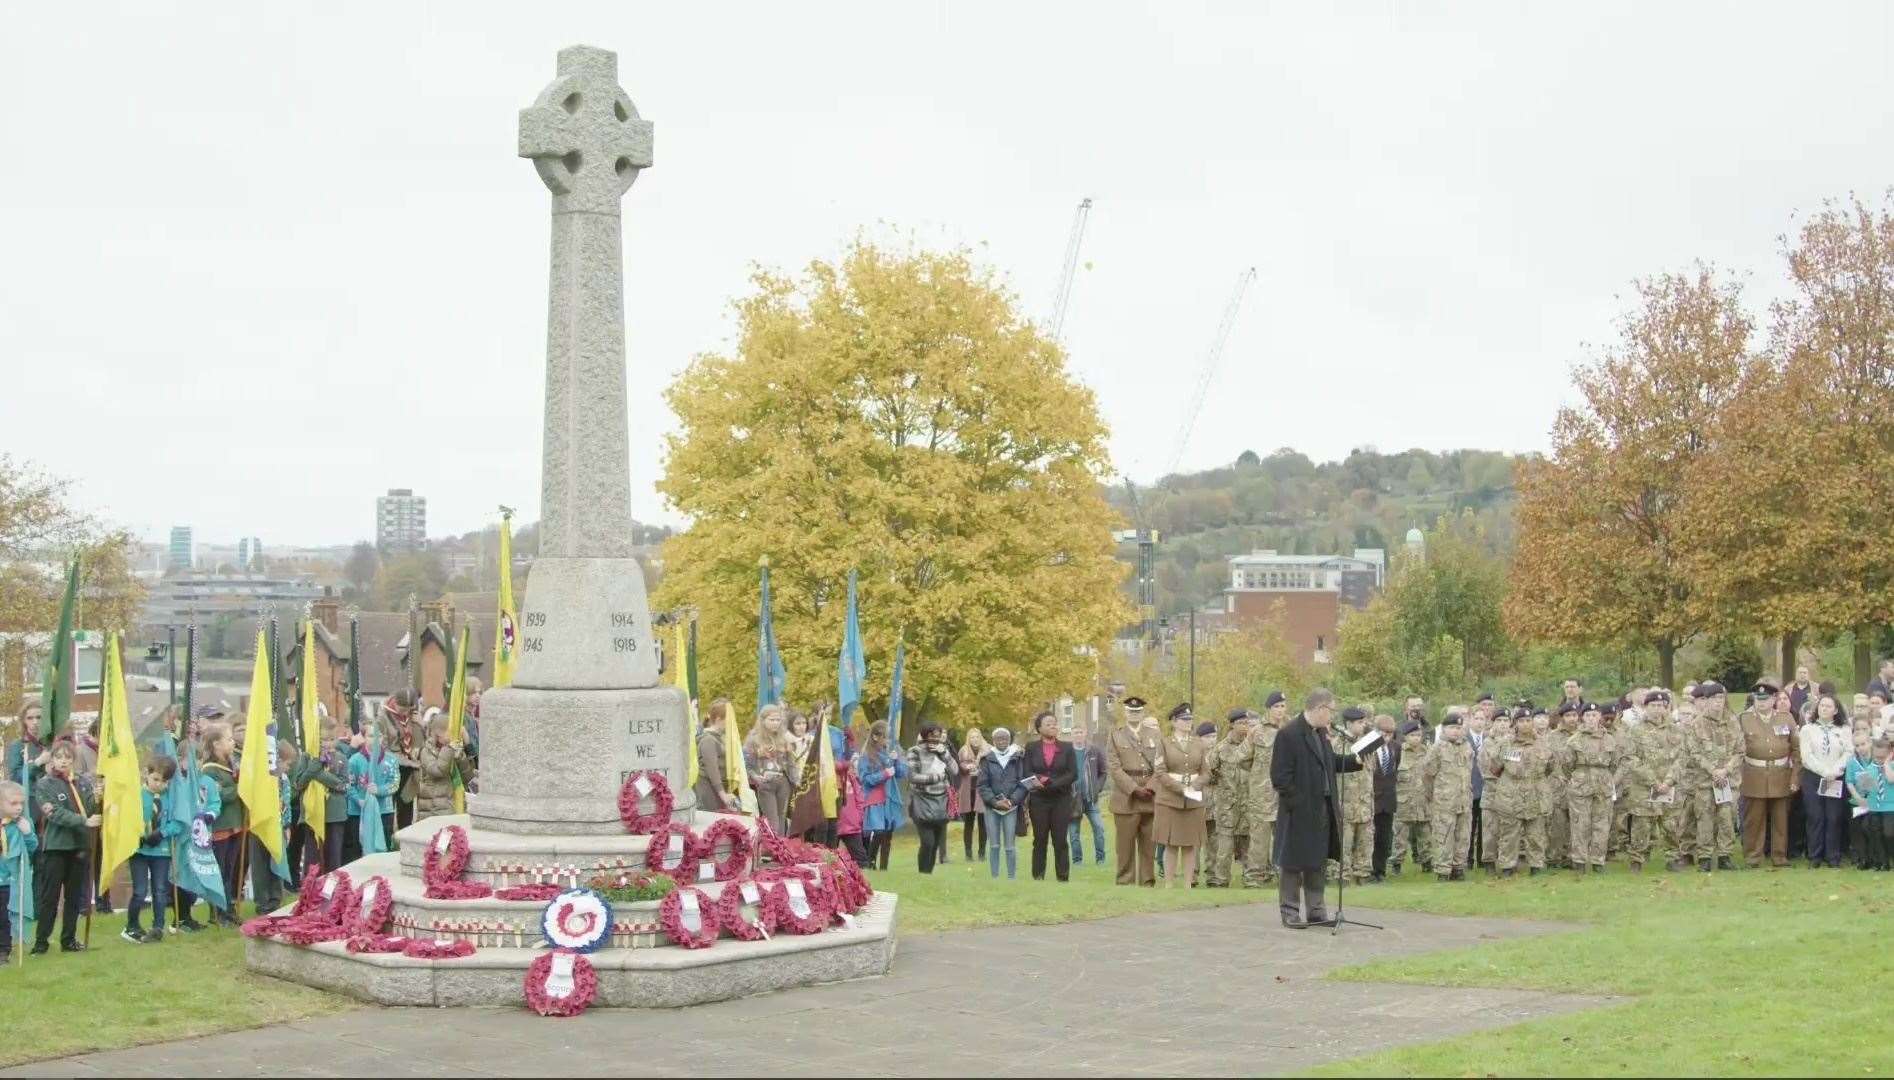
[1154,703,1209,888]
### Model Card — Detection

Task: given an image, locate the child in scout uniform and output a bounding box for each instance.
[1,780,39,961]
[1389,723,1432,875]
[30,738,100,953]
[415,710,477,823]
[124,756,181,943]
[1850,737,1894,870]
[1423,712,1474,881]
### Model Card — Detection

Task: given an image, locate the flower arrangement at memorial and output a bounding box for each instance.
[346,933,411,954]
[643,821,705,881]
[524,950,598,1017]
[617,769,674,834]
[700,818,752,881]
[403,938,477,960]
[716,878,776,941]
[243,868,363,943]
[495,883,566,902]
[658,886,720,949]
[586,868,677,903]
[422,824,496,899]
[346,875,396,937]
[764,875,831,935]
[540,888,614,953]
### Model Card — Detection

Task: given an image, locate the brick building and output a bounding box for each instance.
[1220,548,1386,664]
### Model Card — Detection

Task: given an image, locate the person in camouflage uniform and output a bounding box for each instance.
[1562,701,1620,873]
[1241,693,1287,886]
[1484,709,1554,876]
[1423,711,1475,881]
[1664,699,1699,869]
[1544,703,1578,867]
[1204,710,1253,887]
[1332,707,1375,885]
[1680,681,1742,871]
[1618,688,1677,872]
[1388,722,1432,875]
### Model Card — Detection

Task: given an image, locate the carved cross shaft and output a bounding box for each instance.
[518,46,654,215]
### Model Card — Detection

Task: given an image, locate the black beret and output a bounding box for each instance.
[1691,682,1726,699]
[1397,719,1422,736]
[1476,692,1495,703]
[1169,702,1194,722]
[1227,707,1252,723]
[1644,690,1671,704]
[1439,711,1464,726]
[1556,702,1581,717]
[1194,721,1217,737]
[1598,703,1618,718]
[1264,691,1286,709]
[1341,706,1368,722]
[1122,696,1147,711]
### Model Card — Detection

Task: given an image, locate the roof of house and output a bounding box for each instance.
[350,611,411,695]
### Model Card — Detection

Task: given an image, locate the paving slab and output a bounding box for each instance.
[10,903,1611,1077]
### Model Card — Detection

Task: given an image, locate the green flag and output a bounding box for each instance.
[39,559,81,742]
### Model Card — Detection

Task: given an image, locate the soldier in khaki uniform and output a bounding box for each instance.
[1241,693,1287,886]
[1388,722,1432,875]
[1544,704,1578,868]
[1205,710,1253,887]
[1618,689,1677,872]
[1106,697,1160,886]
[1689,681,1743,870]
[1423,711,1475,880]
[1663,700,1699,870]
[1737,681,1799,868]
[1332,707,1375,884]
[1562,702,1620,873]
[1485,710,1554,876]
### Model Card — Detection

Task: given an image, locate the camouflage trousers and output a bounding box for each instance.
[1388,818,1431,872]
[1664,797,1696,860]
[1479,801,1498,865]
[1568,793,1612,866]
[1491,811,1546,870]
[1331,818,1372,881]
[1625,811,1662,865]
[1430,808,1472,872]
[1546,804,1570,866]
[1691,788,1736,858]
[1207,824,1248,886]
[1242,820,1276,886]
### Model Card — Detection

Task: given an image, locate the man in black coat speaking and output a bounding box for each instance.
[1270,688,1368,928]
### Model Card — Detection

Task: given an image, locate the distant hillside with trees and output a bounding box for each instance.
[1108,447,1523,617]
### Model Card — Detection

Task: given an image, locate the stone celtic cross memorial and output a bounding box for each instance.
[247,46,895,1007]
[472,45,689,834]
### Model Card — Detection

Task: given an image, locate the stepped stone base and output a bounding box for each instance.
[247,893,899,1008]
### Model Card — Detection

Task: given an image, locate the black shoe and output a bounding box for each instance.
[1450,868,1466,881]
[1717,856,1735,871]
[142,930,166,944]
[61,942,85,953]
[1307,914,1338,927]
[95,902,114,915]
[177,920,205,934]
[1630,861,1644,873]
[1281,915,1308,929]
[29,943,48,956]
[1590,864,1603,875]
[1698,859,1713,873]
[1500,867,1515,878]
[1529,867,1541,877]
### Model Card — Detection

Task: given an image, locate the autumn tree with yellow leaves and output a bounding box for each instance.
[1507,267,1751,687]
[656,241,1130,727]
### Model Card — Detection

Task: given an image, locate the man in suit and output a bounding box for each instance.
[1369,712,1400,882]
[1106,697,1160,886]
[1269,688,1367,928]
[1021,710,1077,881]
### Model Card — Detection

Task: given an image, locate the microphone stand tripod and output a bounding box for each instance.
[1330,741,1383,936]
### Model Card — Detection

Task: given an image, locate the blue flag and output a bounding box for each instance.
[756,562,786,713]
[837,570,866,728]
[169,738,228,911]
[887,639,906,749]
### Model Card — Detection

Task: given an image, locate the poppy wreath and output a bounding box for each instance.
[239,914,300,939]
[346,875,396,936]
[832,847,873,911]
[700,818,752,881]
[495,883,565,902]
[540,888,614,954]
[658,886,720,949]
[291,871,338,916]
[819,861,864,917]
[427,878,495,900]
[314,869,357,922]
[345,933,410,954]
[524,950,598,1017]
[403,938,476,960]
[716,878,776,941]
[273,916,354,946]
[422,825,472,886]
[643,822,706,881]
[765,877,831,935]
[617,769,675,834]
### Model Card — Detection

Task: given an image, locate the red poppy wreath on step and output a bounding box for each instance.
[717,878,776,941]
[766,876,831,935]
[659,886,720,949]
[617,769,675,834]
[422,824,495,899]
[644,822,705,881]
[701,818,752,881]
[524,950,598,1017]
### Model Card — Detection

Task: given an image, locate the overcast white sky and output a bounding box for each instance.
[5,2,1892,548]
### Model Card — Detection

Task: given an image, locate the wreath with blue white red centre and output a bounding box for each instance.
[524,950,599,1017]
[700,818,752,881]
[659,886,720,949]
[540,888,614,954]
[617,769,675,834]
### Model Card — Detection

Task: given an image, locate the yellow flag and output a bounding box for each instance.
[446,626,470,814]
[816,711,839,818]
[725,705,756,815]
[674,620,699,788]
[299,622,326,846]
[97,632,144,891]
[493,514,518,689]
[239,629,286,875]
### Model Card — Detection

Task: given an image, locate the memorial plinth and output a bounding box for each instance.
[247,44,897,1008]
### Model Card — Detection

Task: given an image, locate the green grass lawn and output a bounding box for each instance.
[1,909,349,1068]
[1311,862,1894,1077]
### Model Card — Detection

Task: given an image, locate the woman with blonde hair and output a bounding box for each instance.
[957,727,990,860]
[745,704,796,836]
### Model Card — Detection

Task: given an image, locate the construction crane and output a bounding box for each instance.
[1115,477,1160,646]
[1047,197,1093,343]
[1165,267,1257,481]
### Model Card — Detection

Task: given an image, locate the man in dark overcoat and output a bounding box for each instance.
[1270,688,1366,928]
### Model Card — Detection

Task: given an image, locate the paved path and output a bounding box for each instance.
[13,904,1608,1077]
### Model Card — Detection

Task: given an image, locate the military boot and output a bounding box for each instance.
[1528,866,1541,877]
[1698,858,1713,873]
[1717,856,1735,871]
[1629,860,1644,873]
